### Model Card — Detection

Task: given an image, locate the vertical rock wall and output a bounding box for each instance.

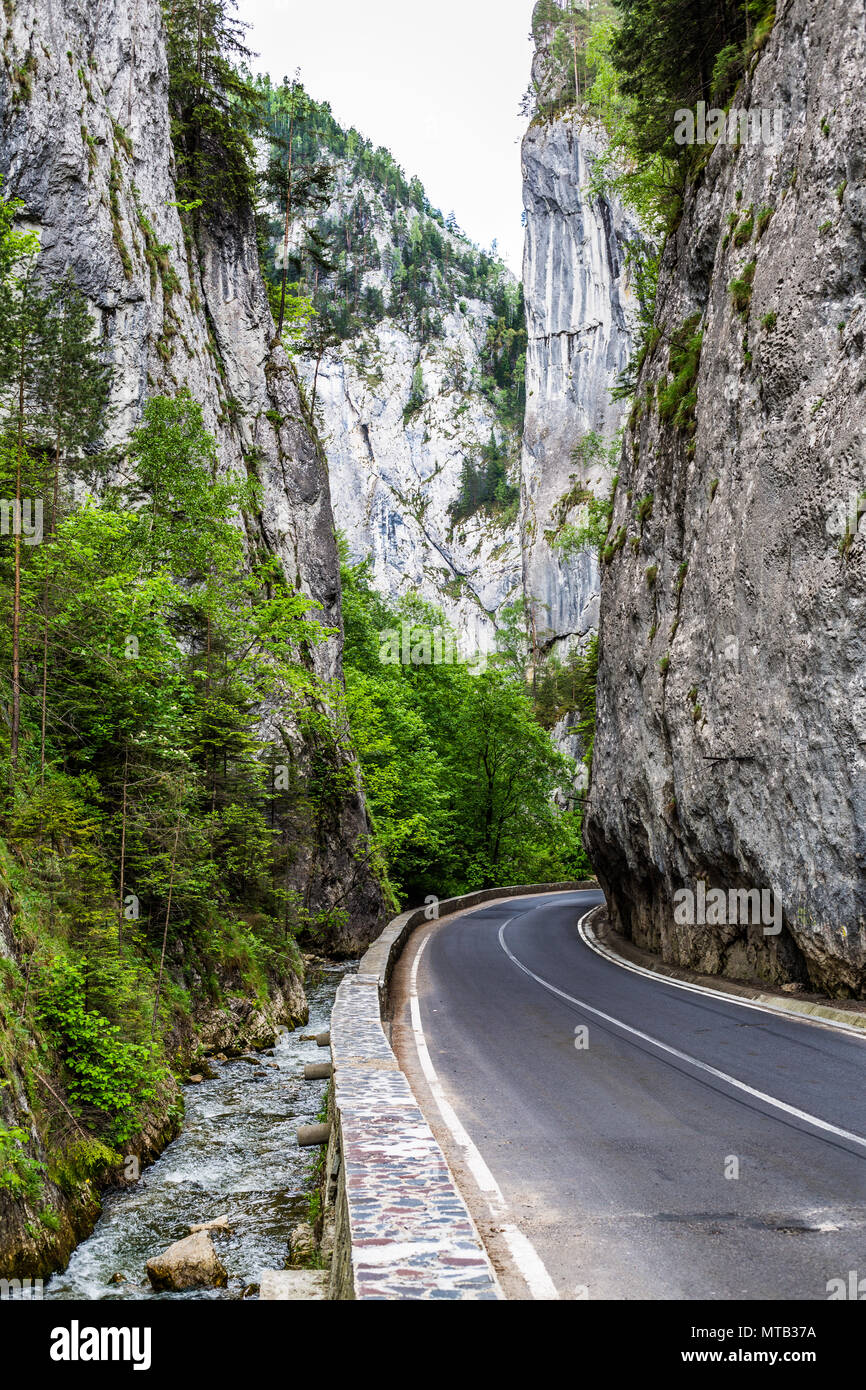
[585,0,866,996]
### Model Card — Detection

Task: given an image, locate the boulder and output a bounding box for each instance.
[146,1233,228,1291]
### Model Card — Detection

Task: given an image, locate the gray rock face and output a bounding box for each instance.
[295,78,642,662]
[304,316,523,655]
[1,0,385,948]
[520,114,642,656]
[294,160,524,654]
[586,0,866,995]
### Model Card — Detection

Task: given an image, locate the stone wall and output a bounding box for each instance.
[323,883,596,1300]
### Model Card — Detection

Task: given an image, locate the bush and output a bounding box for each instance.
[0,1123,44,1202]
[36,957,159,1144]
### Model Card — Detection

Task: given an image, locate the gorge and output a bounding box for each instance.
[0,0,864,1296]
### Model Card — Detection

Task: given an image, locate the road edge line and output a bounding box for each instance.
[408,931,559,1301]
[578,910,866,1040]
[498,919,866,1152]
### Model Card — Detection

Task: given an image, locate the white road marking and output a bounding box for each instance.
[577,910,866,1040]
[498,920,866,1155]
[410,934,559,1301]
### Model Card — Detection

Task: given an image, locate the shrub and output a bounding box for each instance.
[729,260,757,316]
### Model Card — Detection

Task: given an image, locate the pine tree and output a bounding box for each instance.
[163,0,263,216]
[0,265,50,778]
[36,272,113,782]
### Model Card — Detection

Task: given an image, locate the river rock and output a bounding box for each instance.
[188,1074,203,1085]
[146,1233,228,1291]
[189,1215,230,1235]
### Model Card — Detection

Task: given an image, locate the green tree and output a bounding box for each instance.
[164,0,263,216]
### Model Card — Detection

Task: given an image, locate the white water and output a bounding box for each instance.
[45,963,350,1301]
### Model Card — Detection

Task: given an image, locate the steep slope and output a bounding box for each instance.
[259,90,526,652]
[0,0,385,1278]
[586,0,866,995]
[1,0,384,951]
[521,113,641,657]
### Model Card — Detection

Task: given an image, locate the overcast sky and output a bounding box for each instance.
[237,0,536,272]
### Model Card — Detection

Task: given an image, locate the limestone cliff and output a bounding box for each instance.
[519,3,642,663]
[586,0,866,995]
[1,0,385,953]
[521,114,641,657]
[292,152,524,652]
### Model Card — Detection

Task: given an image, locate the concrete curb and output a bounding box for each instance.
[583,905,866,1038]
[324,882,597,1300]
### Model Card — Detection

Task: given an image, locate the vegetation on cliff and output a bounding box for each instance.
[340,550,591,903]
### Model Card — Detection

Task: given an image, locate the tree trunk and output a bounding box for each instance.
[118,744,129,948]
[40,421,63,785]
[277,85,298,338]
[11,350,25,774]
[151,796,183,1043]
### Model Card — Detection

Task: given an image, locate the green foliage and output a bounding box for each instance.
[340,556,588,898]
[479,280,527,434]
[576,1,776,237]
[603,524,628,563]
[657,314,703,431]
[404,363,426,422]
[756,205,774,239]
[729,259,757,315]
[51,1136,121,1195]
[611,242,661,401]
[0,229,341,1144]
[36,957,159,1144]
[636,493,655,529]
[554,472,619,562]
[534,634,600,773]
[0,1122,44,1201]
[450,433,519,524]
[733,205,755,246]
[254,74,527,444]
[531,2,618,120]
[164,0,263,217]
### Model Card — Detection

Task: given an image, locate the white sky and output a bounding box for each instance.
[237,0,536,272]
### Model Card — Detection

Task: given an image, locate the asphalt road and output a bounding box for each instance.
[391,891,866,1300]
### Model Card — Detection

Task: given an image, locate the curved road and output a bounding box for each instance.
[391,891,866,1300]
